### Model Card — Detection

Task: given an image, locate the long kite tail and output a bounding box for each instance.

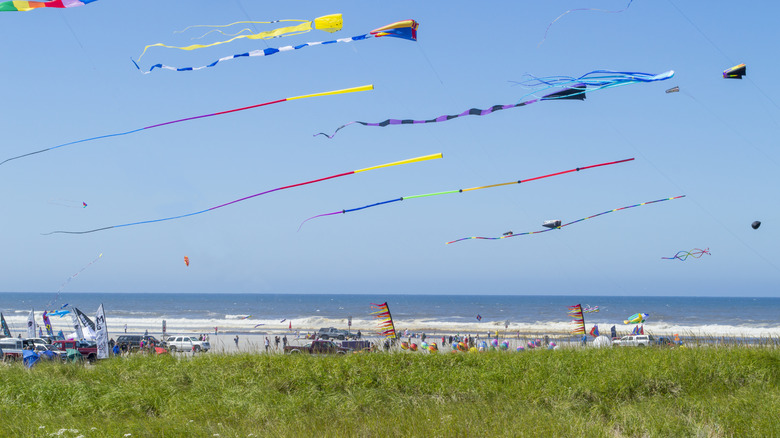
[0,0,98,12]
[43,153,442,235]
[446,195,686,244]
[0,84,373,169]
[298,158,634,230]
[315,69,675,139]
[661,248,711,261]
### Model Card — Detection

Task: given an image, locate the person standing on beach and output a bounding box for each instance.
[282,335,288,348]
[215,327,218,335]
[124,324,127,333]
[234,335,239,348]
[275,336,280,350]
[264,337,270,352]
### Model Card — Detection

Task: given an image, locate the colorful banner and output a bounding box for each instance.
[0,312,11,337]
[42,311,55,337]
[370,302,398,339]
[71,312,85,340]
[568,304,586,335]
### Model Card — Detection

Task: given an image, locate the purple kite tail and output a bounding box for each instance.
[297,211,343,231]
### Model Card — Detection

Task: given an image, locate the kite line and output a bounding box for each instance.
[0,0,98,12]
[662,248,711,261]
[315,69,674,138]
[0,85,373,168]
[298,158,634,230]
[445,195,686,244]
[43,153,442,235]
[133,19,418,73]
[538,0,634,46]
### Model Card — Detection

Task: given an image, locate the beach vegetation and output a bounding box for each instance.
[0,345,777,437]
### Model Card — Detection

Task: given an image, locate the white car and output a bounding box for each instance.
[613,334,654,347]
[166,336,210,352]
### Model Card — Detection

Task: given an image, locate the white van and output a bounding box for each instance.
[0,338,25,360]
[613,334,654,347]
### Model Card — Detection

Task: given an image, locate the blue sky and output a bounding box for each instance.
[0,1,777,296]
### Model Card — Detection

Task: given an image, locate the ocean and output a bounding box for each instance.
[1,292,778,339]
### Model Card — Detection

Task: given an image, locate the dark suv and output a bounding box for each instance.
[115,335,161,351]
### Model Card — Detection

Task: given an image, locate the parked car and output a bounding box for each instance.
[613,334,655,347]
[115,335,161,351]
[285,340,352,355]
[166,336,210,353]
[316,327,352,340]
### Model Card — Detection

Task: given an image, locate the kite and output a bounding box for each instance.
[133,19,418,73]
[723,63,746,79]
[583,305,599,314]
[666,86,680,93]
[662,248,710,261]
[135,14,343,63]
[370,302,398,339]
[253,324,265,327]
[752,221,761,230]
[184,256,190,267]
[538,0,634,46]
[476,314,482,322]
[568,304,586,335]
[300,158,634,230]
[49,310,71,318]
[446,195,685,244]
[624,313,648,324]
[315,69,674,138]
[0,0,97,12]
[590,325,599,337]
[49,253,102,309]
[0,85,373,169]
[48,199,88,209]
[44,153,442,235]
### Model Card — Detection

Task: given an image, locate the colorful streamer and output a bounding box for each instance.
[133,19,418,73]
[0,85,373,168]
[0,0,97,12]
[44,153,442,235]
[446,196,685,244]
[662,248,711,261]
[370,302,398,339]
[136,14,344,63]
[299,158,634,230]
[568,304,586,335]
[315,69,674,138]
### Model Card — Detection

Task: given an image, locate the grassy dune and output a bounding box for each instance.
[0,346,778,437]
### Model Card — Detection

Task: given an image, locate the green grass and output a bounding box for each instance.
[1,346,778,437]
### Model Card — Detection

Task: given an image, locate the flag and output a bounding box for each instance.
[70,311,85,340]
[0,312,11,337]
[590,325,599,337]
[27,309,37,338]
[568,304,586,335]
[476,314,482,322]
[639,325,644,335]
[95,304,109,360]
[610,325,617,339]
[74,307,96,339]
[631,325,639,335]
[57,330,65,340]
[289,321,292,330]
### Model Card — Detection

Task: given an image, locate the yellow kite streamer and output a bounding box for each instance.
[136,14,343,62]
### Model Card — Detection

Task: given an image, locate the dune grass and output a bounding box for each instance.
[0,346,777,437]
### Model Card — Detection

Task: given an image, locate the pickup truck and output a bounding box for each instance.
[284,340,352,355]
[53,339,98,363]
[316,327,352,340]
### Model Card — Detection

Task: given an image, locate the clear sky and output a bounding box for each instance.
[0,1,777,296]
